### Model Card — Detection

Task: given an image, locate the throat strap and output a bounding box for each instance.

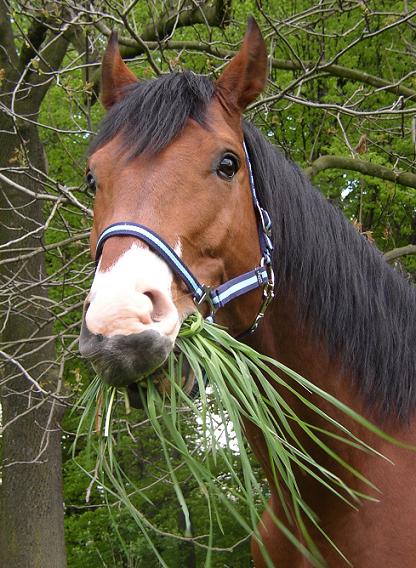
[96,223,204,300]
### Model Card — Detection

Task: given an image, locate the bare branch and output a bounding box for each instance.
[384,245,416,262]
[103,40,416,100]
[18,18,48,69]
[304,155,416,190]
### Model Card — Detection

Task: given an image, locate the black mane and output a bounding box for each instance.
[244,122,416,420]
[90,72,416,420]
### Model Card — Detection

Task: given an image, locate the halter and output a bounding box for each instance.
[95,142,275,334]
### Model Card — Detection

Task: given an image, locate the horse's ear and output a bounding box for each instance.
[216,17,267,112]
[101,31,137,110]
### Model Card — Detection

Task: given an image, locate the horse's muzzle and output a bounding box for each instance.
[79,317,173,387]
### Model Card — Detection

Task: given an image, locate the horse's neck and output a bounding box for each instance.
[246,291,416,567]
[245,289,416,567]
[245,292,413,453]
[247,294,343,401]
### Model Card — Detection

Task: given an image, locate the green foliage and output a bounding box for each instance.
[64,391,257,567]
[25,1,415,565]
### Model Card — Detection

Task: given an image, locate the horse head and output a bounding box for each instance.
[79,19,269,390]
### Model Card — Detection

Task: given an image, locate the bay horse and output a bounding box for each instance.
[79,18,416,567]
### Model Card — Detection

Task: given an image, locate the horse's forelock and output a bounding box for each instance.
[89,72,216,158]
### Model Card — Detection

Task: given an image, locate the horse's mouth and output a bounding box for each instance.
[80,313,200,408]
[79,322,175,386]
[125,357,196,409]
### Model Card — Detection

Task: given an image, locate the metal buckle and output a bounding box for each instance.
[195,285,216,320]
[248,262,275,334]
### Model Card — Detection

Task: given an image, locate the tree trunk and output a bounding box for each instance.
[0,120,67,567]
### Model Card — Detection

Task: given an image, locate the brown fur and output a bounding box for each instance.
[247,297,416,567]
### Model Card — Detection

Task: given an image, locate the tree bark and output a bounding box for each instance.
[0,3,68,565]
[0,121,67,568]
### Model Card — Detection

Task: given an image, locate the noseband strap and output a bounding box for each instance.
[95,142,274,333]
[96,223,205,300]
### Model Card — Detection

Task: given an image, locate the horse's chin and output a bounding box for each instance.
[79,323,175,386]
[123,359,197,410]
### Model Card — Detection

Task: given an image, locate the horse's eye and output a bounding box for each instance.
[86,171,96,192]
[217,153,240,180]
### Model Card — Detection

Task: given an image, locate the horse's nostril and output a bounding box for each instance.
[143,289,170,323]
[144,291,155,304]
[142,291,159,322]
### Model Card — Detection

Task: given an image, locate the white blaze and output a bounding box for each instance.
[86,243,180,339]
[174,239,182,258]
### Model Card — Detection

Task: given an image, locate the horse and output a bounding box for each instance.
[79,18,416,567]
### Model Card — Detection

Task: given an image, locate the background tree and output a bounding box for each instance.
[1,1,415,566]
[0,3,73,565]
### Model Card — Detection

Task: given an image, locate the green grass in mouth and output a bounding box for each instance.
[73,312,409,568]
